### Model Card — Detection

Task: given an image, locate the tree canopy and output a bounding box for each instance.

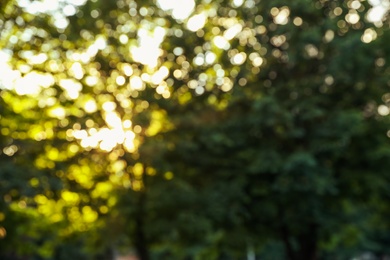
[1,0,390,259]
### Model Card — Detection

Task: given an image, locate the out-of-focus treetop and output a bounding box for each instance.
[2,0,390,259]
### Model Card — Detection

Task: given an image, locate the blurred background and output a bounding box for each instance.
[1,0,390,259]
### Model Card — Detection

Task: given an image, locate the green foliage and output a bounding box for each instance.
[2,0,390,259]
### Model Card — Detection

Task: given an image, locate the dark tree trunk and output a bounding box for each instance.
[296,223,318,260]
[281,225,296,260]
[280,221,319,260]
[134,191,149,260]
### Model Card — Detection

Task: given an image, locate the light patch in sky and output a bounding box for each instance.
[361,28,378,43]
[151,66,170,85]
[367,5,388,22]
[130,27,166,68]
[0,51,55,96]
[84,100,97,113]
[129,76,144,91]
[0,51,16,91]
[18,0,60,14]
[231,52,247,65]
[59,79,82,99]
[63,5,77,16]
[205,52,216,64]
[213,36,231,50]
[224,23,243,40]
[28,53,48,65]
[369,0,382,5]
[157,0,195,20]
[187,13,207,32]
[14,72,45,95]
[273,7,290,25]
[378,105,390,116]
[73,116,137,152]
[232,0,244,8]
[67,0,87,6]
[17,0,88,29]
[367,0,390,23]
[105,112,122,129]
[18,0,87,13]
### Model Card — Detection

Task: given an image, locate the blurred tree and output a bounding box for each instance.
[1,0,390,259]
